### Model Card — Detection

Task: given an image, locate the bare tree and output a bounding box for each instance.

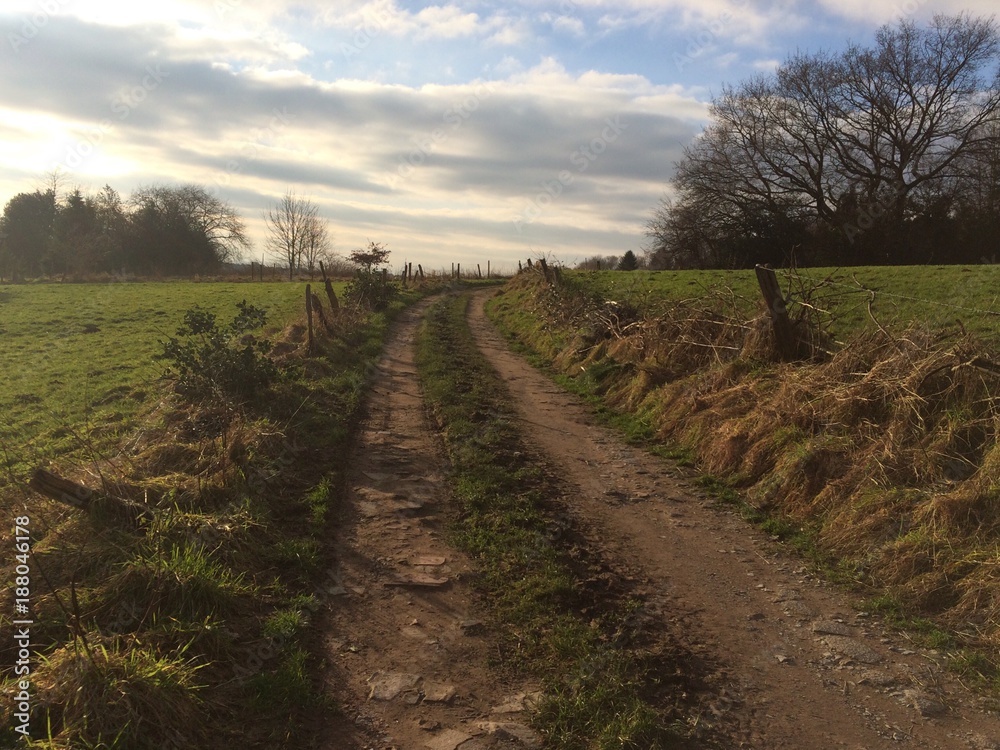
[130,184,250,263]
[652,13,1000,268]
[264,190,323,280]
[301,212,334,278]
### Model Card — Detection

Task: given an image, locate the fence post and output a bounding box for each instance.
[754,265,795,360]
[305,283,314,354]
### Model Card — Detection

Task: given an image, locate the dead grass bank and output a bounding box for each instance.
[488,270,1000,674]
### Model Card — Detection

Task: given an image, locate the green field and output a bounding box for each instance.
[0,282,322,477]
[0,278,416,749]
[568,266,1000,344]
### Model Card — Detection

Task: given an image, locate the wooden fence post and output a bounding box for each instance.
[754,265,796,360]
[418,264,424,280]
[319,261,339,312]
[311,291,331,332]
[477,264,482,279]
[487,260,490,279]
[305,283,314,354]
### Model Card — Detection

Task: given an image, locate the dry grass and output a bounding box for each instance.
[495,270,1000,655]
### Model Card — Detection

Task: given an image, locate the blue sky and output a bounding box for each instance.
[0,0,995,271]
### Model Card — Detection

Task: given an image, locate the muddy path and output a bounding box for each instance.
[318,297,541,750]
[466,289,1000,750]
[319,291,1000,749]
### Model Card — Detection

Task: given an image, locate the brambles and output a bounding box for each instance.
[345,241,398,310]
[158,301,277,405]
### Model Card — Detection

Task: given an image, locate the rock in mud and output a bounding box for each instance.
[368,671,421,701]
[822,636,882,665]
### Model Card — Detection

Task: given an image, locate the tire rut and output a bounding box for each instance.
[319,297,540,750]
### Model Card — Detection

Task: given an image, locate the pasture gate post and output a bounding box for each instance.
[305,283,314,354]
[418,264,424,281]
[477,264,482,279]
[754,265,796,360]
[319,261,339,312]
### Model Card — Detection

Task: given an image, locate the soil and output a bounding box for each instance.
[318,290,1000,750]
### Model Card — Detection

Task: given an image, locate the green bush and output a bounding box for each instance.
[344,270,398,311]
[158,301,277,405]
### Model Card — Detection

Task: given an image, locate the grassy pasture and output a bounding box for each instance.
[570,265,1000,344]
[0,282,319,478]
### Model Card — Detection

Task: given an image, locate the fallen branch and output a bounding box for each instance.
[29,468,151,528]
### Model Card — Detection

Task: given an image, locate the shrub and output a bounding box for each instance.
[158,301,277,405]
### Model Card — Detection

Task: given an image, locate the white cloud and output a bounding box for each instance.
[816,0,1000,25]
[0,6,714,267]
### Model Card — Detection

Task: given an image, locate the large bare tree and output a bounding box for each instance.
[264,190,330,280]
[649,13,1000,268]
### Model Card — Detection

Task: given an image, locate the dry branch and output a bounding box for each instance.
[29,468,150,528]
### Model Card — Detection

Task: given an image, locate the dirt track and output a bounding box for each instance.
[320,291,1000,749]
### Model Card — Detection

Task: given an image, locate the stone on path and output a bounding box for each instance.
[901,689,947,717]
[423,682,458,703]
[368,671,421,701]
[822,636,882,665]
[811,620,852,636]
[476,721,543,748]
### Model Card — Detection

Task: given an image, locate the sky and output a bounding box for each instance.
[0,1,997,272]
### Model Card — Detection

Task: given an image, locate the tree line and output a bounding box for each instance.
[646,13,1000,269]
[0,182,251,280]
[0,180,344,281]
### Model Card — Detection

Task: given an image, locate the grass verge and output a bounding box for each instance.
[0,281,433,748]
[416,293,689,749]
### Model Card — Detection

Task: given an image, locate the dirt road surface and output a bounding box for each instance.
[320,298,542,750]
[320,291,1000,749]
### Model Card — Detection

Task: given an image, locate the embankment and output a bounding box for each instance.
[487,270,1000,679]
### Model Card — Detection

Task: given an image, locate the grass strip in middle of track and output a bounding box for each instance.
[416,293,688,749]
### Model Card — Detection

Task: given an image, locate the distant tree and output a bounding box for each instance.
[575,254,622,270]
[301,212,334,278]
[50,188,101,277]
[349,241,390,273]
[125,185,237,275]
[264,190,322,280]
[93,185,128,272]
[130,184,249,266]
[0,190,56,280]
[617,250,639,271]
